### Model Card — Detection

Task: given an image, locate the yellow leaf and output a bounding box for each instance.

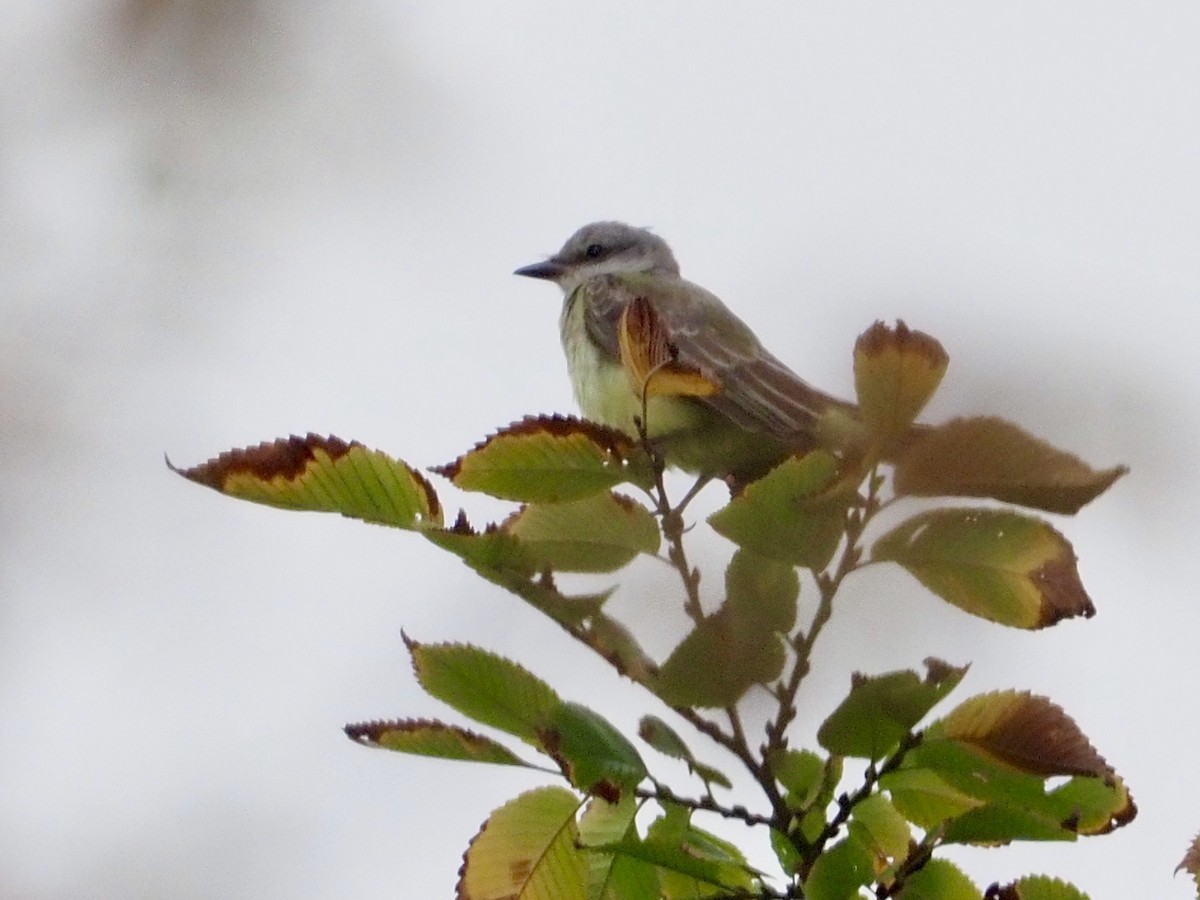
[853,320,948,443]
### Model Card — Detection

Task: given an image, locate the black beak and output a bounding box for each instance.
[513,259,565,281]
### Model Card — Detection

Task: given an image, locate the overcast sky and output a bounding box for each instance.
[3,2,1199,897]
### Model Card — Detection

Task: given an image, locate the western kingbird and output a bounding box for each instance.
[514,221,872,484]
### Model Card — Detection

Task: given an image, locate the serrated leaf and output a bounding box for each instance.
[344,718,532,767]
[894,416,1127,514]
[1178,831,1200,892]
[928,693,1137,834]
[171,434,441,528]
[539,702,647,800]
[405,636,561,746]
[457,786,587,900]
[425,516,538,577]
[938,690,1113,780]
[817,659,967,759]
[708,451,851,570]
[853,320,948,445]
[1048,775,1137,835]
[505,492,660,573]
[895,858,979,899]
[433,415,650,502]
[424,515,609,626]
[578,796,660,900]
[803,834,874,900]
[872,508,1094,629]
[898,738,1135,844]
[984,875,1091,900]
[639,715,732,789]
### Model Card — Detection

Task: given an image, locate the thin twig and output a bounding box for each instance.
[637,781,775,829]
[753,467,882,848]
[764,468,882,762]
[804,730,923,876]
[634,410,707,624]
[875,824,942,898]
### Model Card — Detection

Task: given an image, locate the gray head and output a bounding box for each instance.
[514,221,681,291]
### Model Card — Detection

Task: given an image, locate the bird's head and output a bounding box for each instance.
[514,221,680,292]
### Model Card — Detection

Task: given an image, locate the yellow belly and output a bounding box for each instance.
[560,294,704,440]
[558,288,799,480]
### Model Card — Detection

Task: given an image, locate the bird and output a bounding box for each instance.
[514,221,877,486]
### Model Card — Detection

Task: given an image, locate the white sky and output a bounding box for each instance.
[2,1,1198,897]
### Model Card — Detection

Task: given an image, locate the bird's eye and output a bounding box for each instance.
[585,243,604,259]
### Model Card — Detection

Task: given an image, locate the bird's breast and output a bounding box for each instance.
[559,290,704,440]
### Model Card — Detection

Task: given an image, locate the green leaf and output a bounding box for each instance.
[578,796,660,900]
[433,415,650,502]
[817,659,967,759]
[638,715,732,789]
[652,550,798,708]
[652,608,785,709]
[505,492,660,573]
[457,786,587,900]
[425,519,537,577]
[853,320,949,445]
[424,517,609,626]
[849,794,911,866]
[637,715,691,760]
[708,451,851,570]
[540,702,647,799]
[344,718,532,767]
[1048,774,1135,835]
[895,858,980,899]
[769,827,803,876]
[405,637,561,745]
[803,834,874,900]
[879,768,984,829]
[941,802,1075,843]
[580,614,658,684]
[594,835,755,899]
[872,508,1095,629]
[632,806,759,898]
[893,416,1127,514]
[903,737,1058,813]
[768,748,825,811]
[923,691,1136,838]
[983,876,1091,900]
[895,738,1135,845]
[171,434,442,528]
[725,548,799,634]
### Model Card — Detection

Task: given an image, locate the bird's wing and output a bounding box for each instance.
[580,274,847,442]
